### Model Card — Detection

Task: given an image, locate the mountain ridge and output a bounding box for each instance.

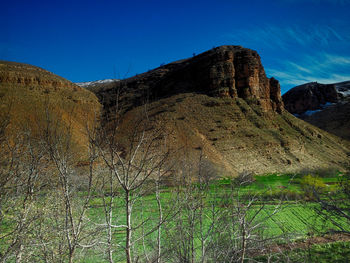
[87,45,350,175]
[76,79,119,88]
[1,49,349,176]
[92,45,284,116]
[282,80,350,140]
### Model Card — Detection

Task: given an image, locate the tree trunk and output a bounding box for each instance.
[15,244,23,263]
[156,182,162,263]
[126,190,132,263]
[240,218,246,263]
[107,207,114,263]
[68,248,75,263]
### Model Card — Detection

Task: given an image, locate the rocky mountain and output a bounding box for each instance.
[0,60,101,157]
[283,81,350,140]
[90,46,350,176]
[95,46,284,114]
[2,48,349,176]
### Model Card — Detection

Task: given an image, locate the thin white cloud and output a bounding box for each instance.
[270,69,350,87]
[286,62,312,74]
[267,52,350,92]
[224,24,350,92]
[325,26,344,41]
[323,54,350,64]
[225,24,347,51]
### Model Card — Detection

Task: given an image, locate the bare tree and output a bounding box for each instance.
[312,171,350,235]
[0,121,47,263]
[163,151,221,263]
[96,105,175,263]
[164,164,284,263]
[206,172,283,263]
[31,103,100,263]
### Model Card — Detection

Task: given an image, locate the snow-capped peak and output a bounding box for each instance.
[76,79,119,87]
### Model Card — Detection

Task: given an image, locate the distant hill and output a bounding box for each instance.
[89,46,350,175]
[283,81,350,141]
[0,60,101,158]
[76,79,119,88]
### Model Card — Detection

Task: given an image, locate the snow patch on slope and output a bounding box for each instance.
[337,89,350,97]
[303,109,322,116]
[76,79,119,87]
[294,102,336,117]
[335,81,350,97]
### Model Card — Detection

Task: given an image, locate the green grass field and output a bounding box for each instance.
[1,172,349,262]
[81,172,348,262]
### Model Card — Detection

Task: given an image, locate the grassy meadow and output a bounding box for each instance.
[2,171,348,262]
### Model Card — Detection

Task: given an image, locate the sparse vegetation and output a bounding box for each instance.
[256,241,350,262]
[1,56,350,262]
[1,149,349,263]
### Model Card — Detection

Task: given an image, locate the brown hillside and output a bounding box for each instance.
[301,100,350,141]
[118,93,349,176]
[0,61,101,157]
[90,46,350,176]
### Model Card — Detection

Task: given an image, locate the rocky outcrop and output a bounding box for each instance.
[282,82,339,115]
[0,73,73,88]
[0,60,77,89]
[95,46,284,114]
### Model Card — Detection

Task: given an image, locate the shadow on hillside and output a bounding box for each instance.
[294,166,349,177]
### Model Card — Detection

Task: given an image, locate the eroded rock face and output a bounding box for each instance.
[96,45,284,114]
[282,82,339,115]
[0,61,76,89]
[207,47,283,112]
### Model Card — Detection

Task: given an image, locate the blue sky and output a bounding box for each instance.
[1,0,350,93]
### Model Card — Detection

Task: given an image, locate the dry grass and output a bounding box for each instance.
[114,93,350,177]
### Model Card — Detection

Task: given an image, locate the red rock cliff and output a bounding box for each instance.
[96,45,284,113]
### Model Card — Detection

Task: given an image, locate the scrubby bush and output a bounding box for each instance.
[300,175,326,200]
[234,171,255,186]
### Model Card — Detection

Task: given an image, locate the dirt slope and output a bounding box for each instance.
[89,46,350,176]
[0,60,101,157]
